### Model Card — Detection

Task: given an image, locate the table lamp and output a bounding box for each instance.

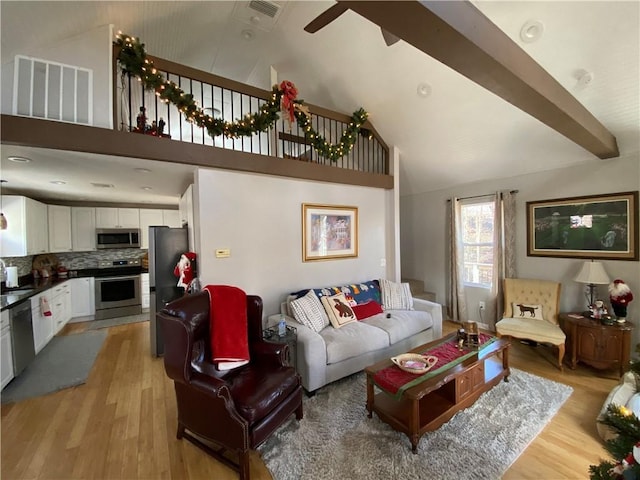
[574,260,610,310]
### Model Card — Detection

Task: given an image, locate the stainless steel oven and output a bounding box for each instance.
[94,259,142,320]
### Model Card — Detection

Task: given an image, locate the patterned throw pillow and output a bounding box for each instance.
[379,279,414,310]
[320,293,357,328]
[290,290,330,332]
[512,302,544,321]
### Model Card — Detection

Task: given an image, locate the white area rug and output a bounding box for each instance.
[259,368,572,480]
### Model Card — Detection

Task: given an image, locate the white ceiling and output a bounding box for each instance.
[1,1,638,206]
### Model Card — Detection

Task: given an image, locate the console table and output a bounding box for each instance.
[559,313,634,377]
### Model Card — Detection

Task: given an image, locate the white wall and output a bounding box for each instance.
[195,168,392,318]
[1,24,113,128]
[401,154,640,343]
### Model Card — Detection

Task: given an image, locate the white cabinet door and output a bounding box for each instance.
[51,282,71,334]
[47,205,73,252]
[95,208,119,228]
[31,293,54,354]
[27,197,49,255]
[71,207,96,251]
[141,272,150,310]
[179,185,195,251]
[69,277,95,317]
[117,208,140,228]
[0,195,49,257]
[95,207,139,228]
[1,310,14,390]
[162,210,181,228]
[138,209,164,249]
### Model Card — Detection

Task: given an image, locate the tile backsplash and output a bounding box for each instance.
[1,249,148,280]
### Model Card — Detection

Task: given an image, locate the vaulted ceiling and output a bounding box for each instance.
[1,1,638,204]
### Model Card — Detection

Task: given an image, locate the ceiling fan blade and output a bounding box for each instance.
[381,28,400,46]
[304,3,350,33]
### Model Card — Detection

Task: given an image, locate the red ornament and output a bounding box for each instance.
[279,80,298,124]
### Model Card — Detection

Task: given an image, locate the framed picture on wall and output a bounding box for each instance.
[302,203,358,261]
[526,191,639,260]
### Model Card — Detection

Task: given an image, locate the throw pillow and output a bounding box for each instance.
[379,279,414,310]
[511,302,544,321]
[290,290,330,333]
[352,300,384,320]
[320,293,357,328]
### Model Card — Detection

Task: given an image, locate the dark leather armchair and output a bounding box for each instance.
[158,291,303,480]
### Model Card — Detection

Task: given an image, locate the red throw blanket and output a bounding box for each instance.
[203,285,250,371]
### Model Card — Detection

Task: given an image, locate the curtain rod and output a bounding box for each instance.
[446,190,519,202]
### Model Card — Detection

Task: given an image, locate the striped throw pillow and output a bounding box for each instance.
[380,279,414,310]
[290,289,330,332]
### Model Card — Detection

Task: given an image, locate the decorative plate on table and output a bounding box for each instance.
[390,353,438,374]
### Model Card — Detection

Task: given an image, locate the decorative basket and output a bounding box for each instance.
[390,353,438,374]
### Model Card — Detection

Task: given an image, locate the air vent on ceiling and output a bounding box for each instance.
[91,182,115,188]
[249,0,280,18]
[233,0,284,32]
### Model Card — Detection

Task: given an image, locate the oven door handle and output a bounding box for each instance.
[97,275,140,282]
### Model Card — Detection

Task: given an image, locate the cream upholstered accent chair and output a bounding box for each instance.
[495,278,565,371]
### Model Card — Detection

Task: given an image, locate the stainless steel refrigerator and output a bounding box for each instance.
[149,226,189,357]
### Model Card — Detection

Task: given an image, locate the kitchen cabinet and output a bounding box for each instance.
[47,205,73,252]
[69,277,95,318]
[139,209,164,249]
[51,282,72,334]
[95,207,140,228]
[179,185,195,251]
[71,207,96,251]
[1,309,14,390]
[141,272,150,310]
[163,209,181,228]
[0,195,49,257]
[31,292,54,354]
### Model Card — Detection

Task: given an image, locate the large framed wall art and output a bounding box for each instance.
[302,203,358,261]
[526,191,638,261]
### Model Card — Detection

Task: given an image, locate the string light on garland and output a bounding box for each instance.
[114,32,369,161]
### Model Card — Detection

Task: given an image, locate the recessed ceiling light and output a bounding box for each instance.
[416,82,432,98]
[241,29,255,41]
[50,180,66,185]
[8,156,32,163]
[575,69,594,90]
[520,20,544,43]
[91,182,115,188]
[135,168,151,173]
[141,186,153,191]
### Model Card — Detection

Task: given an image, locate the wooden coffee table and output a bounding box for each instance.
[365,332,510,453]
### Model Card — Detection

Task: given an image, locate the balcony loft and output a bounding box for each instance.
[1,45,393,191]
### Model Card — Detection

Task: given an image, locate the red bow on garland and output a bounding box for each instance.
[280,80,298,125]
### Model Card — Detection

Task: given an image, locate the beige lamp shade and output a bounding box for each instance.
[574,261,610,285]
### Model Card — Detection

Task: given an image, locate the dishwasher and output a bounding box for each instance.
[9,300,36,376]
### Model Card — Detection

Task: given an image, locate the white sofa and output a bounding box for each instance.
[267,282,443,393]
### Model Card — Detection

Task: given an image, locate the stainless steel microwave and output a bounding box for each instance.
[96,228,141,249]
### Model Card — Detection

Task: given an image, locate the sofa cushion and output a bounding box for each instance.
[352,300,383,320]
[290,290,330,333]
[320,321,389,364]
[379,279,414,310]
[321,293,358,328]
[597,371,637,441]
[364,310,432,344]
[293,280,382,306]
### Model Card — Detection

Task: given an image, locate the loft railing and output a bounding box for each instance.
[113,50,389,175]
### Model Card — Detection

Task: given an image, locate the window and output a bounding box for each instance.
[461,201,495,288]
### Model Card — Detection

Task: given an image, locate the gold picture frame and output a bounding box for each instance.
[526,191,639,261]
[302,203,358,261]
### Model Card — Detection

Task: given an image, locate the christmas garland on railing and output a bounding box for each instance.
[114,32,369,161]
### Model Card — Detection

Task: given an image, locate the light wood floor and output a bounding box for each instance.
[1,319,618,479]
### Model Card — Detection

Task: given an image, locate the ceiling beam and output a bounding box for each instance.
[338,0,619,159]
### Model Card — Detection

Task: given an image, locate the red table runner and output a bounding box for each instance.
[373,333,495,398]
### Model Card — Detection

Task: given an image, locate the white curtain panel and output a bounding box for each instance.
[447,198,468,322]
[493,190,517,325]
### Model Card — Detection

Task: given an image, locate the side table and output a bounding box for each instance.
[263,325,297,370]
[559,313,634,377]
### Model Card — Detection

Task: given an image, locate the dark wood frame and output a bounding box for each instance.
[526,191,639,261]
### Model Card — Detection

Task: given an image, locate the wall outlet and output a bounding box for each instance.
[479,301,486,310]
